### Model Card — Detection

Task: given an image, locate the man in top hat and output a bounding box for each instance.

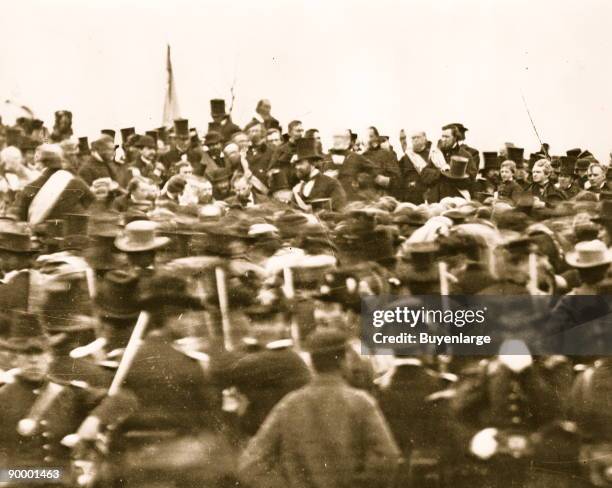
[474,151,501,196]
[426,155,474,203]
[244,120,274,192]
[160,119,205,173]
[200,131,225,175]
[555,156,580,199]
[320,129,375,202]
[14,144,95,225]
[208,167,234,202]
[248,99,281,132]
[292,138,347,212]
[208,98,241,143]
[269,120,304,186]
[239,328,400,488]
[438,124,478,179]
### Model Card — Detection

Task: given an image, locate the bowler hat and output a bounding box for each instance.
[442,156,470,179]
[94,270,141,318]
[0,229,37,253]
[114,220,170,253]
[204,131,222,146]
[210,99,226,117]
[134,135,156,149]
[294,137,322,163]
[306,328,347,355]
[565,240,612,268]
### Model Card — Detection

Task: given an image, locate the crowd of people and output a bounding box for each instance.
[0,98,611,487]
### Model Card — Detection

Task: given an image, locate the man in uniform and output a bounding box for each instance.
[239,328,400,488]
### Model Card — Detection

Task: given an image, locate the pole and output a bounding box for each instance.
[215,267,233,351]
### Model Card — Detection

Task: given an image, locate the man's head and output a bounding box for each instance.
[195,178,214,204]
[439,126,460,151]
[0,146,24,173]
[246,122,265,145]
[532,159,552,184]
[295,158,315,181]
[288,120,304,143]
[256,99,272,118]
[231,132,250,152]
[332,129,352,151]
[176,161,193,177]
[307,328,348,374]
[305,129,322,152]
[210,99,227,123]
[204,131,223,157]
[411,131,427,152]
[588,162,606,189]
[266,128,282,147]
[91,136,115,162]
[367,126,380,150]
[223,143,242,169]
[135,135,157,161]
[127,177,155,201]
[232,175,252,200]
[210,169,232,200]
[59,138,79,170]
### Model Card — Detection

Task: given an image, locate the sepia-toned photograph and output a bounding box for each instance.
[1,0,612,486]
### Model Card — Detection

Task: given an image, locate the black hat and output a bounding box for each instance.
[506,147,525,168]
[482,152,500,171]
[78,136,90,155]
[294,137,323,163]
[120,127,136,145]
[204,131,222,146]
[269,169,290,192]
[0,311,48,353]
[101,129,116,141]
[210,99,226,117]
[174,118,189,138]
[592,200,612,224]
[566,148,582,158]
[443,122,468,134]
[94,270,141,319]
[31,119,44,130]
[138,274,204,311]
[442,156,470,179]
[134,135,156,149]
[559,156,576,176]
[145,130,158,144]
[576,158,592,171]
[208,167,232,183]
[306,328,347,355]
[156,127,169,144]
[0,229,37,253]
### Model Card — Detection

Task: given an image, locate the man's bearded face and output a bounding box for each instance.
[295,160,312,181]
[439,129,456,150]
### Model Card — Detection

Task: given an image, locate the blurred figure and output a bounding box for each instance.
[266,128,282,148]
[250,98,281,131]
[59,138,80,172]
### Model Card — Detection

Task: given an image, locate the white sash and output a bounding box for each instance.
[405,149,428,174]
[429,147,450,171]
[28,170,74,226]
[292,183,311,211]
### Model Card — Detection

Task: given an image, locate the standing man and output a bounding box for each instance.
[249,99,281,131]
[78,136,129,187]
[245,120,274,192]
[208,99,241,143]
[160,119,204,175]
[128,135,164,184]
[269,120,304,187]
[239,328,400,488]
[397,131,440,204]
[438,124,478,179]
[362,126,400,195]
[321,129,374,201]
[266,128,283,148]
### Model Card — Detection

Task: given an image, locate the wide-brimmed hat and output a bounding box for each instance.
[0,228,38,254]
[114,220,170,253]
[565,240,612,268]
[94,270,141,318]
[442,156,470,179]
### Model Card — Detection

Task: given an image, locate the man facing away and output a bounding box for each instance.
[238,328,400,488]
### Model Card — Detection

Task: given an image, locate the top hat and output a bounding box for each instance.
[156,127,169,144]
[442,156,470,179]
[114,220,170,253]
[482,152,500,171]
[78,136,90,155]
[506,147,525,168]
[145,130,158,144]
[210,99,226,117]
[101,129,116,141]
[174,119,190,138]
[559,156,576,177]
[120,127,136,145]
[94,270,141,318]
[0,311,48,352]
[134,135,156,149]
[294,137,323,163]
[566,148,582,158]
[565,240,612,268]
[0,229,37,253]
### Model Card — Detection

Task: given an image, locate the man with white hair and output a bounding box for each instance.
[320,129,375,201]
[13,144,94,224]
[397,131,441,204]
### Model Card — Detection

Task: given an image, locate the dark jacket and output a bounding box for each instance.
[397,144,440,204]
[247,142,274,188]
[208,116,242,143]
[320,150,375,201]
[425,174,474,203]
[78,155,129,188]
[159,145,204,174]
[442,144,478,180]
[497,179,524,203]
[528,180,566,204]
[293,172,347,211]
[14,167,94,221]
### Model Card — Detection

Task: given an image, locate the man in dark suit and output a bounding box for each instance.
[397,131,440,204]
[426,156,474,203]
[208,99,241,143]
[246,99,281,132]
[14,144,94,224]
[244,120,274,192]
[292,138,347,212]
[320,129,375,201]
[159,119,204,174]
[78,135,129,187]
[269,120,304,187]
[439,124,478,180]
[127,135,165,184]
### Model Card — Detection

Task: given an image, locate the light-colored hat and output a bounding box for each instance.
[114,220,170,253]
[565,239,612,268]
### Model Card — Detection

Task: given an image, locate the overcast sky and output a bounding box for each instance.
[1,0,611,160]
